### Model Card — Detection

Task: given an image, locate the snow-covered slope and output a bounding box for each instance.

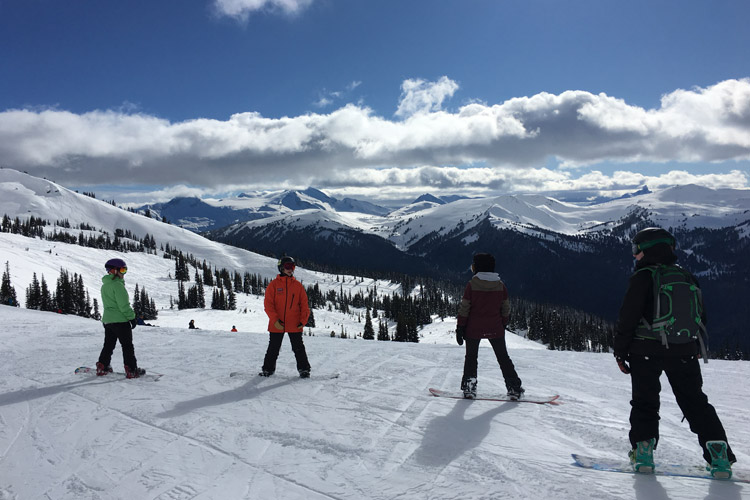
[0,169,402,305]
[1,306,748,500]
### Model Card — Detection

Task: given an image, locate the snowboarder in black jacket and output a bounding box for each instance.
[613,227,735,476]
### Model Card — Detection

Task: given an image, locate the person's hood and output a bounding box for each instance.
[474,272,501,282]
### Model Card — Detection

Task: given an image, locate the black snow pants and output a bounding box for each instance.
[98,321,138,371]
[262,332,311,374]
[462,336,522,390]
[628,354,735,464]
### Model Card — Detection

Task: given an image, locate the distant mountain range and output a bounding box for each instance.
[3,168,749,354]
[201,181,750,355]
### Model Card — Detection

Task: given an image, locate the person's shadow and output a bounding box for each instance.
[157,376,295,418]
[0,377,115,407]
[413,400,516,468]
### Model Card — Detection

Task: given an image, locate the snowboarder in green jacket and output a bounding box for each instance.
[97,258,145,378]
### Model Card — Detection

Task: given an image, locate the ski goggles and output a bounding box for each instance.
[631,237,674,255]
[118,267,128,274]
[282,262,296,271]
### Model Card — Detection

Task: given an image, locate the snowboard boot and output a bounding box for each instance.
[705,440,732,479]
[124,365,146,379]
[96,362,113,376]
[258,370,274,377]
[628,438,655,473]
[299,369,311,379]
[461,377,477,399]
[507,386,525,401]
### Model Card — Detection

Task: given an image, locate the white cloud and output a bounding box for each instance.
[1,78,749,193]
[213,0,314,19]
[308,165,749,202]
[394,76,460,118]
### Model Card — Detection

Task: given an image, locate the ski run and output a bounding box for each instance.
[1,306,748,500]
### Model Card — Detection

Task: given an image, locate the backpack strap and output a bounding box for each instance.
[635,265,671,348]
[694,283,709,363]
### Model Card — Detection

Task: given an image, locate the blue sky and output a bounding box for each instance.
[1,0,749,204]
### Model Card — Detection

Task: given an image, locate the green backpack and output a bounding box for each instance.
[635,264,708,361]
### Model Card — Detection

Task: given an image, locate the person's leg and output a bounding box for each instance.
[288,332,311,373]
[664,356,736,463]
[261,333,284,374]
[113,322,138,371]
[462,338,480,381]
[628,355,663,450]
[98,323,119,367]
[488,336,522,390]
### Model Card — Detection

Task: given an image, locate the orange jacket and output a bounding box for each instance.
[264,274,310,333]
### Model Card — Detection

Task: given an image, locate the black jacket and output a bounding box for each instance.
[613,245,703,359]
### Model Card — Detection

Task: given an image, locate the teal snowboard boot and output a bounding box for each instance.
[628,438,655,473]
[705,440,732,479]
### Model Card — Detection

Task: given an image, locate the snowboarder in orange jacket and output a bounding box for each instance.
[260,256,311,378]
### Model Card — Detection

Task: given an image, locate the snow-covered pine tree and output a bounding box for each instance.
[1,261,18,307]
[363,307,374,339]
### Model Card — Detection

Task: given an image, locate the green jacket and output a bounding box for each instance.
[101,274,135,324]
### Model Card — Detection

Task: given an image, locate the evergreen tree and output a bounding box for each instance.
[25,272,42,309]
[363,307,375,340]
[177,281,187,310]
[378,321,390,341]
[39,275,52,311]
[306,308,316,328]
[92,298,101,321]
[0,261,18,306]
[393,313,408,342]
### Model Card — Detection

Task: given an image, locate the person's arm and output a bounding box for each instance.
[457,283,472,328]
[500,283,510,328]
[613,270,651,357]
[114,282,136,321]
[298,286,310,328]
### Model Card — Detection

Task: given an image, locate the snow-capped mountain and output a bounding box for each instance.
[2,168,749,354]
[0,168,402,306]
[141,187,390,232]
[204,179,750,355]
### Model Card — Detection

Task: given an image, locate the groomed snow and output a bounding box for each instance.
[1,306,747,500]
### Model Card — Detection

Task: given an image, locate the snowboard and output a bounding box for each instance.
[229,371,340,379]
[572,454,749,483]
[75,366,163,381]
[428,388,560,405]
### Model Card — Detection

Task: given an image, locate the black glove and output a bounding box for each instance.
[297,323,304,329]
[456,326,466,346]
[614,353,630,374]
[129,319,137,329]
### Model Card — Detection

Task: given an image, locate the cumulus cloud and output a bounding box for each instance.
[394,76,459,118]
[213,0,314,19]
[308,166,749,203]
[1,78,749,194]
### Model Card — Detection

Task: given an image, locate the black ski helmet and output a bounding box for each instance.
[472,253,496,273]
[104,258,127,271]
[277,256,296,273]
[631,227,675,255]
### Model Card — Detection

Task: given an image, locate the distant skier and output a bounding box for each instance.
[260,256,311,378]
[188,319,199,329]
[97,258,145,379]
[231,325,238,332]
[613,227,735,477]
[456,253,523,399]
